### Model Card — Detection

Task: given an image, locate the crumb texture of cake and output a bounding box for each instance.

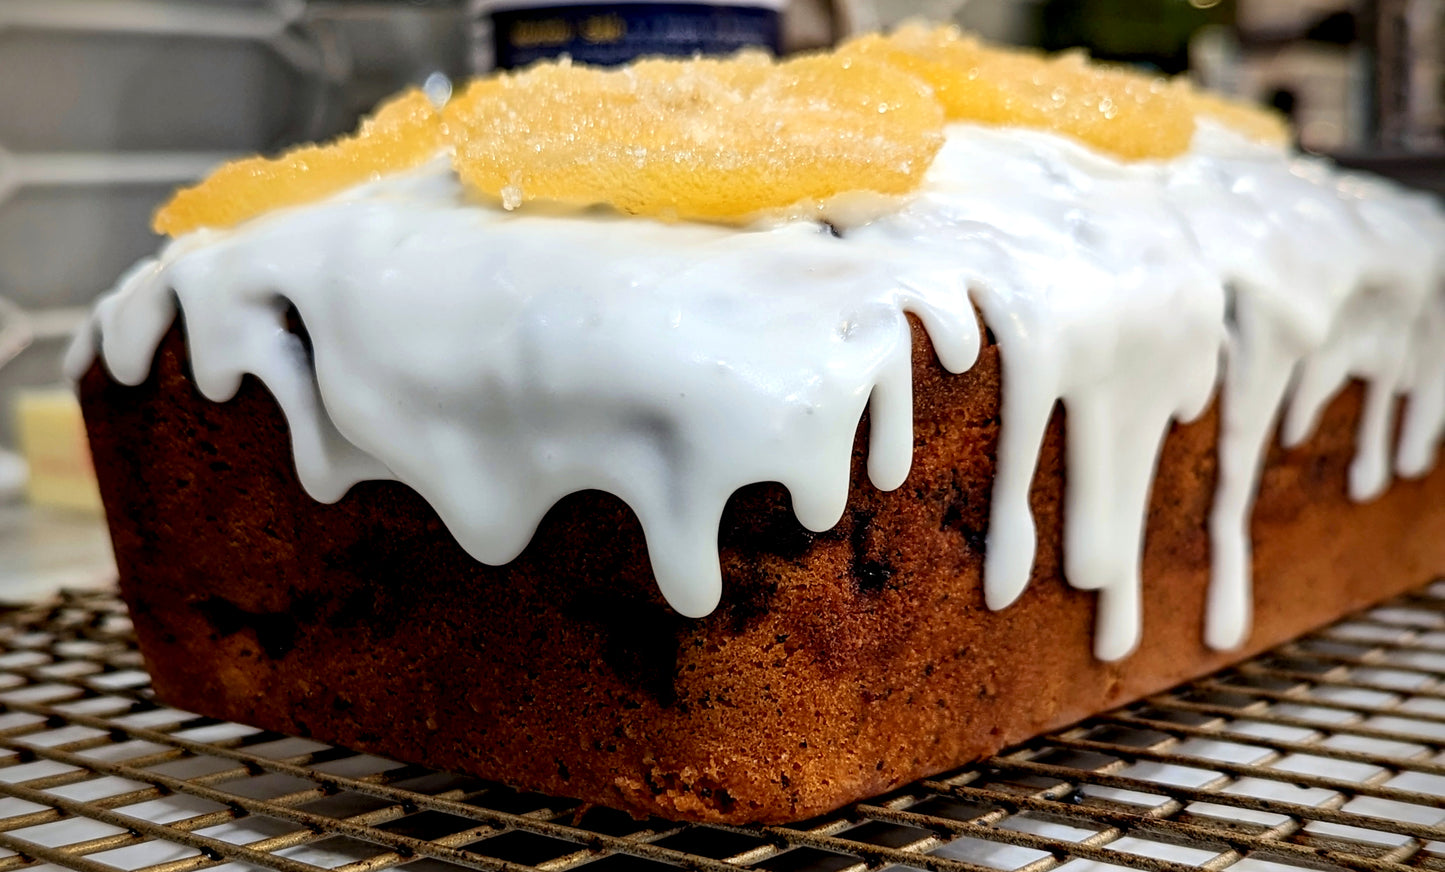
[72,29,1445,824]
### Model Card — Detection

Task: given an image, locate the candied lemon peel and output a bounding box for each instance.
[443,53,945,221]
[153,30,1292,235]
[843,23,1288,160]
[842,23,1196,161]
[152,89,445,237]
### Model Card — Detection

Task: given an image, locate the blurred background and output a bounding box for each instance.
[0,0,1439,597]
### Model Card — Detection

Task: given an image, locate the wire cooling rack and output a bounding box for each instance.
[0,588,1442,872]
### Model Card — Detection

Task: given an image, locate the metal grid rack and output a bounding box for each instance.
[0,587,1442,872]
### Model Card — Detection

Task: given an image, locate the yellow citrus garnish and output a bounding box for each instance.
[442,52,945,221]
[842,23,1197,161]
[154,28,1293,232]
[153,89,444,236]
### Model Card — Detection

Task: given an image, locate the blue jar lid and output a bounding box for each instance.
[480,0,785,69]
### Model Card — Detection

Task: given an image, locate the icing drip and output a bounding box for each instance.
[852,126,1224,660]
[71,167,981,619]
[1164,124,1379,650]
[1159,125,1445,650]
[1399,290,1445,477]
[69,124,1445,660]
[1278,171,1441,501]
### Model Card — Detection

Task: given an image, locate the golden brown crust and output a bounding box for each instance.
[80,319,1445,823]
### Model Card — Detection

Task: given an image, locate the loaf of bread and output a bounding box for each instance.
[79,320,1445,823]
[71,29,1445,824]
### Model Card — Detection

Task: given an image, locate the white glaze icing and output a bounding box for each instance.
[1163,126,1445,649]
[68,122,1445,661]
[68,163,983,620]
[850,126,1225,661]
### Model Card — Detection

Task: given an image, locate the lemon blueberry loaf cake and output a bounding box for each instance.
[72,26,1445,823]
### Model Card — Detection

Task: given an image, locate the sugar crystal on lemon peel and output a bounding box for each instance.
[443,52,945,222]
[153,89,444,237]
[842,23,1196,161]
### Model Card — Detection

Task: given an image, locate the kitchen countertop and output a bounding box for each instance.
[0,500,116,603]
